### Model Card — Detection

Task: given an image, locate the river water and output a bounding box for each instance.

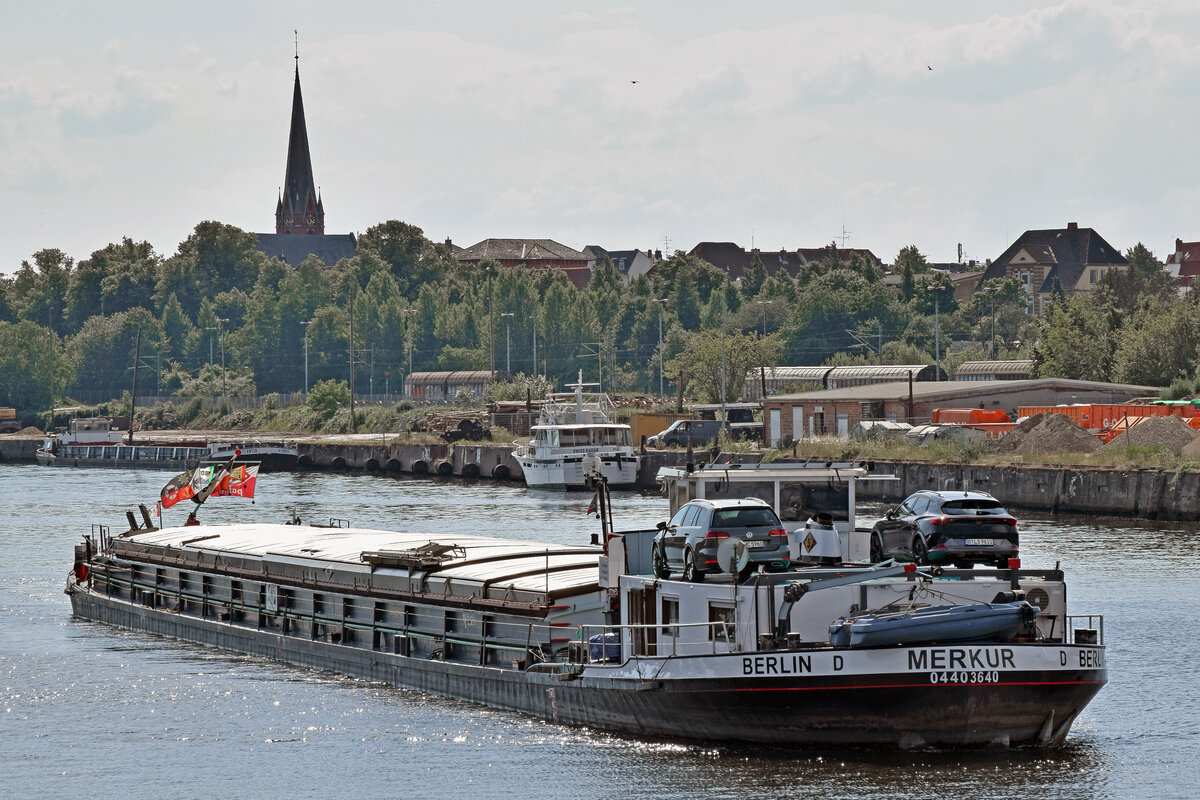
[1,464,1196,800]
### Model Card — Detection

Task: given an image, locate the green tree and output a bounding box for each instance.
[1100,245,1177,315]
[63,309,164,401]
[1112,296,1200,386]
[154,221,265,317]
[741,254,768,297]
[1031,295,1118,381]
[97,238,160,317]
[358,220,433,296]
[0,320,57,409]
[665,330,784,402]
[8,249,73,335]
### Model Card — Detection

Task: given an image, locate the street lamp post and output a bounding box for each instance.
[755,299,775,401]
[720,274,728,420]
[204,326,217,399]
[756,299,775,337]
[501,312,514,374]
[400,308,417,398]
[652,298,668,400]
[216,318,228,399]
[300,320,313,394]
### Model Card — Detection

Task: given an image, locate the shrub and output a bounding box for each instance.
[307,379,350,421]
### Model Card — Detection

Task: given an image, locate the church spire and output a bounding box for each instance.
[276,34,324,235]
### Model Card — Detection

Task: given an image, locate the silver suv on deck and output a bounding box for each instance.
[653,497,789,581]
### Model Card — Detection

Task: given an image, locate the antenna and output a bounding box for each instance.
[294,30,299,63]
[662,234,671,255]
[838,217,851,248]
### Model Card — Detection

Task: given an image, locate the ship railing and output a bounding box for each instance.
[1065,614,1104,646]
[512,443,533,459]
[569,620,737,664]
[87,524,112,557]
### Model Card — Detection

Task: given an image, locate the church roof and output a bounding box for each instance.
[256,233,357,267]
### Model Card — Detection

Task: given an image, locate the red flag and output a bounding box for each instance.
[210,464,259,499]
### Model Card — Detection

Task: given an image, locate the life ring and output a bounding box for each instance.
[73,563,89,583]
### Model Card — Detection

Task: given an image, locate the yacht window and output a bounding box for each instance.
[560,428,589,447]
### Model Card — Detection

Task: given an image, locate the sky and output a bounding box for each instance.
[3,0,1200,277]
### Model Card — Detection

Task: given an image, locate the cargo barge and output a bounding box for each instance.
[37,418,297,471]
[66,465,1106,748]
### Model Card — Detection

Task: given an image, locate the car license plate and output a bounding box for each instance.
[744,540,765,548]
[965,538,995,546]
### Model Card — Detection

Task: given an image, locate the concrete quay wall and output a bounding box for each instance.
[0,436,40,461]
[295,440,686,490]
[861,460,1200,520]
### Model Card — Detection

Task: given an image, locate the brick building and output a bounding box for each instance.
[761,378,1159,445]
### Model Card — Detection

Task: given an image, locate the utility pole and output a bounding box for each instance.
[301,320,313,393]
[990,295,997,359]
[934,292,941,380]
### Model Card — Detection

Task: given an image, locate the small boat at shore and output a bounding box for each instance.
[66,462,1106,748]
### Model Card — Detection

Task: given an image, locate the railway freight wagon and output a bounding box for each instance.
[745,364,948,400]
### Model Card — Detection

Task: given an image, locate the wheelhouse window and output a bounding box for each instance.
[709,603,735,642]
[661,596,679,638]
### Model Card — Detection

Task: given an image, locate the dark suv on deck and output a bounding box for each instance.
[653,498,789,581]
[870,490,1019,568]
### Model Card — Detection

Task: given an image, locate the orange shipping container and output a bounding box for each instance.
[932,408,1011,425]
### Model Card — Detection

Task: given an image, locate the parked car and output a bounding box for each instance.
[870,490,1019,568]
[653,498,789,581]
[647,419,726,448]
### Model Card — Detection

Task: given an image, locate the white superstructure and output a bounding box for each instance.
[513,372,639,489]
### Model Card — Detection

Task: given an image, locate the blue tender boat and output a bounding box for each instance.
[830,601,1038,648]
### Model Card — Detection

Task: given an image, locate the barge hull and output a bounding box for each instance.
[69,586,1103,747]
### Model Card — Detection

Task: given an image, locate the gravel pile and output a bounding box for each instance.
[994,412,1102,456]
[1103,414,1200,453]
[16,426,43,436]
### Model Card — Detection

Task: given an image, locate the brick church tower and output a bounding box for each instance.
[275,56,324,235]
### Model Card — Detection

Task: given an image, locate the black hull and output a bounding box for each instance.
[68,587,1104,748]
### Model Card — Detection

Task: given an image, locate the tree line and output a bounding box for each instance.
[0,219,1187,414]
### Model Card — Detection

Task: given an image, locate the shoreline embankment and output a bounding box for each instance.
[5,433,1199,519]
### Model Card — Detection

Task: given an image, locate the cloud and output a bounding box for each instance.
[57,67,178,138]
